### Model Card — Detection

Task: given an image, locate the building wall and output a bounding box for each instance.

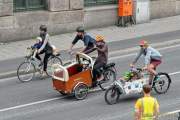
[176,0,180,15]
[84,5,118,28]
[0,0,180,42]
[150,0,177,19]
[0,0,84,42]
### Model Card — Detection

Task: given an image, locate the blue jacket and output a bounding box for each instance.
[133,46,162,65]
[72,33,96,47]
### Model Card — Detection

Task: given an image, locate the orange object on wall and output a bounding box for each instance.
[118,0,133,16]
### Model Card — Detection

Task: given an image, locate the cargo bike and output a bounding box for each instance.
[52,52,116,100]
[104,67,172,105]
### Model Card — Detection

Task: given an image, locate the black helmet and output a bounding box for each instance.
[76,26,84,33]
[39,25,47,32]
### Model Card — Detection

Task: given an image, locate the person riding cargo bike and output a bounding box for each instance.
[130,40,162,85]
[84,35,109,87]
[51,36,115,100]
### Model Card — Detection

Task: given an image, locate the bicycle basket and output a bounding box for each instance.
[26,47,34,57]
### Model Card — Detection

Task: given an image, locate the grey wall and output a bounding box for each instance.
[0,10,83,42]
[176,0,180,15]
[0,0,84,42]
[0,0,180,42]
[84,5,118,28]
[150,0,177,19]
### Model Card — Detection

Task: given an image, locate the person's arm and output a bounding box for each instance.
[135,99,141,120]
[144,48,152,66]
[132,48,143,65]
[135,110,140,120]
[70,35,80,51]
[38,34,49,53]
[69,44,74,52]
[97,44,107,52]
[84,47,96,54]
[154,99,160,119]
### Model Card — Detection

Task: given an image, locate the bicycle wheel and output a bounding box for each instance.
[47,56,63,76]
[74,83,88,100]
[17,61,36,82]
[105,85,120,105]
[99,69,116,91]
[153,72,171,94]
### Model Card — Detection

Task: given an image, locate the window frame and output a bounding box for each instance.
[13,0,46,12]
[84,0,118,7]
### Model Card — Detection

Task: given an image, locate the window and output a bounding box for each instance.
[14,0,46,12]
[84,0,118,6]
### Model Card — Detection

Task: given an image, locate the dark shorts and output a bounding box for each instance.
[150,59,162,68]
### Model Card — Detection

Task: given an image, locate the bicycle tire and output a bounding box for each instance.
[153,72,171,94]
[105,85,120,105]
[74,83,88,100]
[47,56,63,76]
[99,69,116,91]
[17,61,36,82]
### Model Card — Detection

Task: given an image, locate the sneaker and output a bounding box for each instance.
[41,71,48,78]
[31,57,35,61]
[38,62,43,67]
[91,81,98,88]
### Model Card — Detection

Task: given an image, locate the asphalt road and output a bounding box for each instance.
[1,30,180,74]
[0,43,179,120]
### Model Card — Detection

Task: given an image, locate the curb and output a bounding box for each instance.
[1,39,180,80]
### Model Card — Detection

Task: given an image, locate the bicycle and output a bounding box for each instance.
[17,47,63,82]
[52,52,116,100]
[104,67,171,105]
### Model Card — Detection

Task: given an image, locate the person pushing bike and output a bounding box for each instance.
[69,26,96,53]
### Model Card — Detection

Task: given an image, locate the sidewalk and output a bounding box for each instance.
[1,15,180,61]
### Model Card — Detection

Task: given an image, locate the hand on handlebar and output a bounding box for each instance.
[37,49,41,54]
[130,63,135,67]
[142,66,147,71]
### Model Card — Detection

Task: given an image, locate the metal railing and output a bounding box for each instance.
[158,110,180,120]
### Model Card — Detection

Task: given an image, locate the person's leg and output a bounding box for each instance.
[92,62,99,82]
[35,52,42,61]
[147,60,162,84]
[147,64,156,85]
[33,49,37,59]
[43,53,51,72]
[93,62,105,80]
[36,50,44,67]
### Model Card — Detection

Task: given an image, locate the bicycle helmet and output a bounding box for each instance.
[76,26,85,33]
[139,40,148,46]
[36,37,42,42]
[39,25,47,32]
[95,35,104,42]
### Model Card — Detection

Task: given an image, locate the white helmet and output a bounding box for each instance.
[36,37,42,42]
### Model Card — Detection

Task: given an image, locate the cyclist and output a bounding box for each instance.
[69,26,96,53]
[135,84,159,120]
[84,35,108,87]
[130,40,162,85]
[37,25,53,76]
